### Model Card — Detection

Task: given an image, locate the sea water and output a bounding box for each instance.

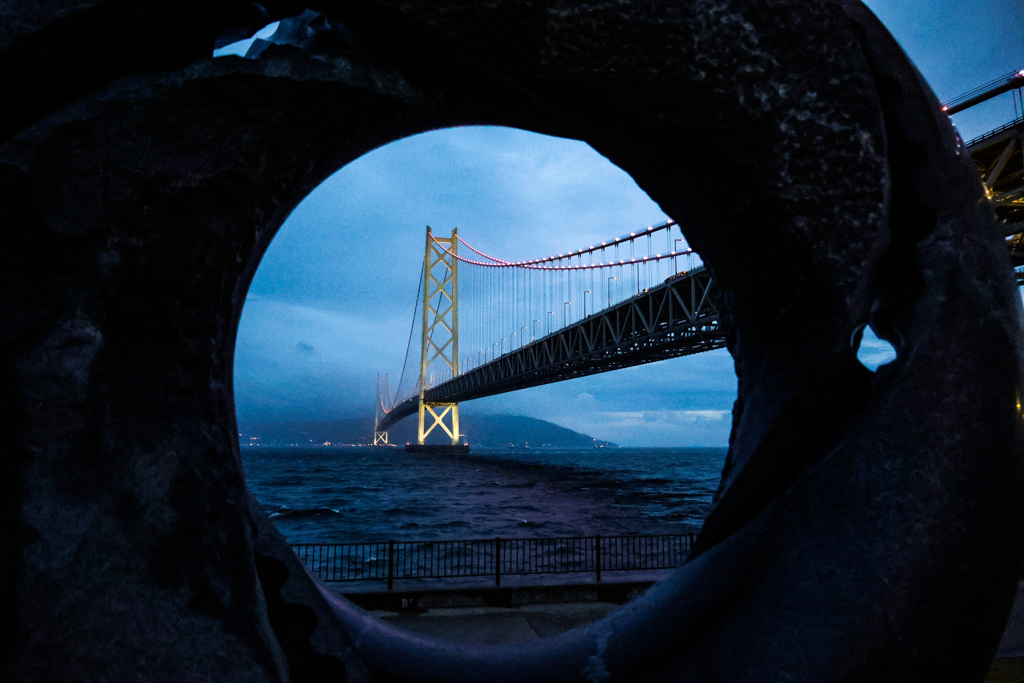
[242,446,726,544]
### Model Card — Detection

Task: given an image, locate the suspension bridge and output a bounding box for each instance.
[374,68,1024,452]
[373,220,721,451]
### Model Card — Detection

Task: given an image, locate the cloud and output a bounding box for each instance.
[566,408,732,447]
[234,297,414,421]
[610,409,731,424]
[854,326,899,371]
[469,356,737,446]
[679,410,730,421]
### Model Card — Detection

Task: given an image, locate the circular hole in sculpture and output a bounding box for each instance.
[212,21,281,58]
[853,323,899,372]
[234,125,732,642]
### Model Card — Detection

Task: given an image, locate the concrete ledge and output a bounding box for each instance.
[340,578,657,612]
[986,657,1024,683]
[336,576,1024,677]
[373,602,622,644]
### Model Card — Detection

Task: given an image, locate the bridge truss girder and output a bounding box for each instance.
[377,267,724,432]
[966,120,1024,276]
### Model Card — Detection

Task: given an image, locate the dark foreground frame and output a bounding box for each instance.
[3,1,1023,681]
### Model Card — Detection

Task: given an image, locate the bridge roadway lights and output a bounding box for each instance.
[3,1,1023,681]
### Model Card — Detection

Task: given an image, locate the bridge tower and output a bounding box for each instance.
[373,374,390,446]
[410,227,468,452]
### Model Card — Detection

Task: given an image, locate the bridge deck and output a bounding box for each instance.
[377,268,724,432]
[966,117,1024,242]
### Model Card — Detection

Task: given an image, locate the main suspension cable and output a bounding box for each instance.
[434,229,695,271]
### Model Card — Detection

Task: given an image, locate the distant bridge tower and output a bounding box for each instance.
[411,227,467,452]
[373,374,390,446]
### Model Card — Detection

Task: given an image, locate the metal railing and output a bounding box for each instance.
[292,533,695,589]
[963,116,1024,149]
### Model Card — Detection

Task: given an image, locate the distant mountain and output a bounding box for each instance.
[460,414,616,448]
[237,413,616,448]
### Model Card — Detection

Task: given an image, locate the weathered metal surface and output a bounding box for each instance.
[2,1,1022,681]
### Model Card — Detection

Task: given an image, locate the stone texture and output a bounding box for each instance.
[1,0,1022,681]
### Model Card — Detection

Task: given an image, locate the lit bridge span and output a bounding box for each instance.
[374,221,723,447]
[375,68,1024,449]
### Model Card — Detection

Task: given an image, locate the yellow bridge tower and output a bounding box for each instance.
[408,227,469,453]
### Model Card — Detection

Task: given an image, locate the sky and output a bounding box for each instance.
[230,1,1023,447]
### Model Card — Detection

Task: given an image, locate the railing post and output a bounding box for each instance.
[595,535,602,583]
[495,537,502,587]
[387,540,395,591]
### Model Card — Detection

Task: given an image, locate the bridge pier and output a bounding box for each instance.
[416,401,462,447]
[413,228,467,449]
[373,374,392,445]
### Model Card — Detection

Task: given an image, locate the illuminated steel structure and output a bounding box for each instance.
[973,123,1024,275]
[373,374,390,445]
[414,227,461,446]
[375,250,722,434]
[946,68,1024,273]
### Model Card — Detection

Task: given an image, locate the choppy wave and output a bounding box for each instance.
[243,446,726,544]
[268,506,341,520]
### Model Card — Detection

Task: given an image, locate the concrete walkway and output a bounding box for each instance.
[374,602,617,644]
[988,582,1024,682]
[344,578,1024,680]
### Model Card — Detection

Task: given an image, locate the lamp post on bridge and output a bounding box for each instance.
[547,311,553,335]
[583,290,592,318]
[564,301,572,327]
[533,319,540,340]
[521,326,527,348]
[607,277,616,308]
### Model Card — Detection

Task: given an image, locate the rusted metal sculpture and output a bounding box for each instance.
[2,1,1021,680]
